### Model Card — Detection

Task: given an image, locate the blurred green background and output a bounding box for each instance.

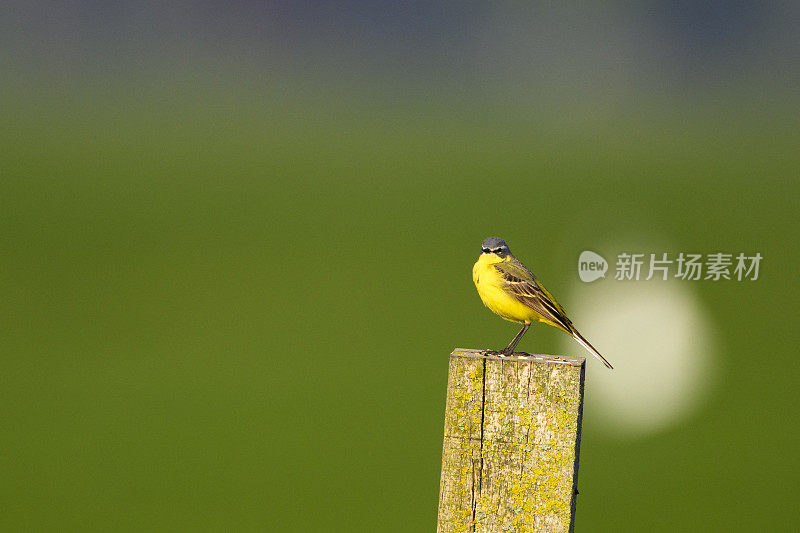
[2,2,799,531]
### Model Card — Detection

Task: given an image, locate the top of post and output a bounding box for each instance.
[451,348,585,367]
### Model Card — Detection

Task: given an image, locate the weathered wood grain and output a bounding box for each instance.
[437,349,586,533]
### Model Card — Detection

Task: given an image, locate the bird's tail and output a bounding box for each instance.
[571,329,614,369]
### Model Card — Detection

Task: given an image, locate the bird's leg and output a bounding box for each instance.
[501,322,530,356]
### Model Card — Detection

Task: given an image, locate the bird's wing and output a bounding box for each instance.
[493,259,574,333]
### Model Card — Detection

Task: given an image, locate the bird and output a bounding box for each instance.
[472,236,613,369]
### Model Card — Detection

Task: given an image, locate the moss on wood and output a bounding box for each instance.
[437,349,585,533]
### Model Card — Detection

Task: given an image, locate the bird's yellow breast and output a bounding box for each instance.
[472,254,539,324]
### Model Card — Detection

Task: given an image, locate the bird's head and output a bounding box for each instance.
[480,236,511,259]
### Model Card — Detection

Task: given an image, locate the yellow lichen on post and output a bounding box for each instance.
[437,349,586,533]
[437,355,485,532]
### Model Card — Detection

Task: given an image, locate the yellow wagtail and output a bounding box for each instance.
[473,236,613,369]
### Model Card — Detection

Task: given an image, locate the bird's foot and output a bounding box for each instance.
[484,349,512,357]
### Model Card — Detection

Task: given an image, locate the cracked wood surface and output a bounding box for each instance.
[437,349,586,533]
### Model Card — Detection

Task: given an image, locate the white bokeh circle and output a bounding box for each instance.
[561,280,717,438]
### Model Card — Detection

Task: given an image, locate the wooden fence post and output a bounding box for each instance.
[437,348,586,533]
